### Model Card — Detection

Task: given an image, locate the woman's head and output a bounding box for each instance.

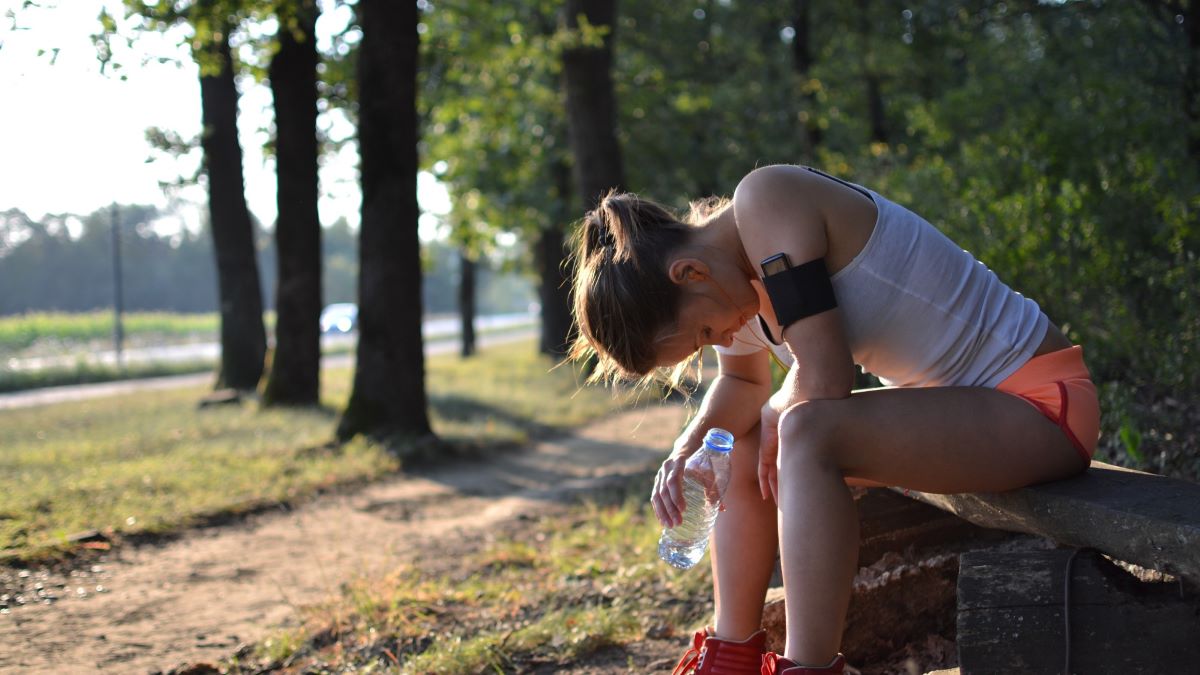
[567,191,739,387]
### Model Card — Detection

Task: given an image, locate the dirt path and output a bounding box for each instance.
[1,404,688,674]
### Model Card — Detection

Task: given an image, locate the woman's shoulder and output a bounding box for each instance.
[730,165,826,245]
[731,165,877,271]
[733,164,822,202]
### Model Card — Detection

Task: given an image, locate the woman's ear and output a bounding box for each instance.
[667,257,711,286]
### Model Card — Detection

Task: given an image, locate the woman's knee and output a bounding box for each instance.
[778,399,843,471]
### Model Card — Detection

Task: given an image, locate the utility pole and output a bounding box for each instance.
[111,203,124,369]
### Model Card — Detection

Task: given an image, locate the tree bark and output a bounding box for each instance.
[792,0,822,153]
[263,0,322,406]
[535,223,573,356]
[337,0,431,442]
[557,0,625,358]
[458,249,476,358]
[1181,1,1200,166]
[535,160,576,356]
[198,27,267,391]
[855,0,889,144]
[562,0,625,210]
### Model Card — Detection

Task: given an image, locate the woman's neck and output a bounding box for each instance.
[697,207,755,279]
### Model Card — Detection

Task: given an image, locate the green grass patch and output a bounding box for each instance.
[0,340,630,563]
[239,484,712,673]
[0,311,221,353]
[0,359,217,394]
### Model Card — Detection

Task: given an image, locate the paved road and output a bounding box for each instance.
[0,329,536,411]
[4,313,535,372]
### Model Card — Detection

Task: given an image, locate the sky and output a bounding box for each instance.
[0,0,450,238]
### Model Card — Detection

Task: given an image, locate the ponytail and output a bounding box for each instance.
[567,190,696,385]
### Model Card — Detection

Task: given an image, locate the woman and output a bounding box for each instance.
[568,165,1099,675]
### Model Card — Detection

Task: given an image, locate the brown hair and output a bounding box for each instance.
[567,190,730,388]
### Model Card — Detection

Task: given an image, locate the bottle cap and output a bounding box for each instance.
[703,428,734,453]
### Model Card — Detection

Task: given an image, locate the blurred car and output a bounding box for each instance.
[320,303,358,334]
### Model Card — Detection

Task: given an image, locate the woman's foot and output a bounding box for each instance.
[671,627,768,674]
[760,652,846,675]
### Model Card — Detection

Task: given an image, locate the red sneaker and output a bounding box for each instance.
[671,627,768,674]
[760,652,846,675]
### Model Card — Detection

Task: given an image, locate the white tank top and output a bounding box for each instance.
[716,181,1047,388]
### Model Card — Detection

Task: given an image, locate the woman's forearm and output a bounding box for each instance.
[676,372,771,452]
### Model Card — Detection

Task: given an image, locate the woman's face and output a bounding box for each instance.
[653,276,756,367]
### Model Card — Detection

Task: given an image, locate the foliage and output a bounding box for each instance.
[420,0,574,263]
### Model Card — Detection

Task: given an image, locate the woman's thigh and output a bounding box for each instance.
[779,386,1087,494]
[728,422,764,494]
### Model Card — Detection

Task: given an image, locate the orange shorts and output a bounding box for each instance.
[995,345,1100,463]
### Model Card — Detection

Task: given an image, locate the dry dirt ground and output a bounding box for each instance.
[1,403,691,674]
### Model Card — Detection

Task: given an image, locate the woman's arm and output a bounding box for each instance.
[651,349,772,527]
[733,166,860,500]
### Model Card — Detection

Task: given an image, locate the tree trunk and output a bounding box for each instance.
[458,249,476,358]
[855,0,888,144]
[557,0,624,359]
[263,0,321,406]
[535,160,575,356]
[198,28,267,391]
[562,0,625,210]
[1183,1,1200,166]
[792,0,822,153]
[337,0,432,442]
[535,223,573,356]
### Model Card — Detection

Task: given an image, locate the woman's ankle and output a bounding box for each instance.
[711,621,766,643]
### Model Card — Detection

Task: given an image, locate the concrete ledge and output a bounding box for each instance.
[898,461,1200,584]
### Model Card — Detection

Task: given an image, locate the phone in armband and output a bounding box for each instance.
[757,251,838,328]
[760,252,791,277]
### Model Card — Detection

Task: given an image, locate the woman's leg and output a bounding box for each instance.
[775,386,1086,665]
[710,423,778,640]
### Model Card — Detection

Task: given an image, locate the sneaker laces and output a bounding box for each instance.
[761,652,783,675]
[672,630,707,675]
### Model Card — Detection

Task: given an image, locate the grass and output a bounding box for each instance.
[0,339,632,563]
[0,359,218,394]
[0,311,221,353]
[233,483,712,673]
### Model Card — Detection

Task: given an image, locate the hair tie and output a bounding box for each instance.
[597,223,616,249]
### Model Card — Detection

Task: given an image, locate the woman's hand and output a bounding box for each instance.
[652,441,695,528]
[758,401,779,503]
[758,387,790,504]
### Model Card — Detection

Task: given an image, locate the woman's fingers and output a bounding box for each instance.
[651,470,670,526]
[651,459,686,527]
[664,462,686,527]
[759,451,778,502]
[758,424,778,501]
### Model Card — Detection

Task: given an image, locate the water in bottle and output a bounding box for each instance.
[658,428,734,570]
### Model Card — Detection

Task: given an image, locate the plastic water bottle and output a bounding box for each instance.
[658,428,734,570]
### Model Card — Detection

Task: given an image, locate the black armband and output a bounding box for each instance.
[759,253,838,329]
